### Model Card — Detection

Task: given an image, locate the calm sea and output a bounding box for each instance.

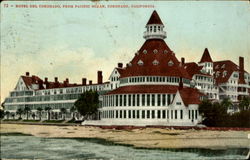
[1,133,249,160]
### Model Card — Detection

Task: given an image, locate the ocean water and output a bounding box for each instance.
[0,133,249,160]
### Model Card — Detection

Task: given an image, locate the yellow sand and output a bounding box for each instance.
[1,124,249,149]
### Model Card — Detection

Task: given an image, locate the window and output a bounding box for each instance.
[171,110,173,119]
[168,60,174,66]
[175,110,178,119]
[143,50,147,54]
[120,110,122,118]
[153,49,158,54]
[167,94,171,105]
[133,110,136,118]
[137,94,140,106]
[138,60,144,66]
[147,110,150,118]
[152,94,155,106]
[153,60,159,65]
[162,94,166,106]
[152,110,155,119]
[158,110,161,118]
[142,110,145,119]
[176,102,181,105]
[124,95,126,106]
[132,95,136,106]
[120,95,123,106]
[116,95,118,106]
[124,110,127,118]
[162,110,166,118]
[147,94,150,106]
[128,110,131,118]
[116,110,118,118]
[137,110,139,118]
[142,94,145,106]
[180,110,183,119]
[157,94,161,106]
[164,50,168,54]
[128,95,131,106]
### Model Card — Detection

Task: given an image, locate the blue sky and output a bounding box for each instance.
[1,1,250,103]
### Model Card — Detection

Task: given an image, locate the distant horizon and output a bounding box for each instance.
[1,1,249,103]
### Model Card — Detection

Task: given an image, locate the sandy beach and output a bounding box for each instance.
[1,123,249,149]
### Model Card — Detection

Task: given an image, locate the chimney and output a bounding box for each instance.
[118,63,123,68]
[239,57,244,71]
[97,71,103,84]
[181,57,185,65]
[45,77,48,82]
[89,80,92,85]
[82,78,86,85]
[178,77,183,90]
[26,72,30,76]
[65,78,69,83]
[55,77,58,83]
[239,57,245,84]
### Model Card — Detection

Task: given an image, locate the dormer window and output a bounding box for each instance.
[152,60,159,65]
[138,60,144,66]
[221,64,225,69]
[215,65,219,69]
[143,50,147,54]
[223,71,227,77]
[153,49,158,54]
[168,60,174,66]
[135,51,139,56]
[164,50,168,54]
[128,62,132,67]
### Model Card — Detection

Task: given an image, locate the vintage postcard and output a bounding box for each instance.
[1,1,250,159]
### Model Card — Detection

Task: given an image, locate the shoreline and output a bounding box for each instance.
[1,123,250,149]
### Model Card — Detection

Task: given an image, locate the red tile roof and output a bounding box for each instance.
[184,62,212,77]
[107,85,179,94]
[106,85,203,106]
[146,10,163,25]
[213,60,247,84]
[179,88,203,106]
[21,76,43,88]
[199,48,213,63]
[120,39,191,79]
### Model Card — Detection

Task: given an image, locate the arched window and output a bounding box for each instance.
[143,50,147,54]
[168,60,174,66]
[153,60,159,65]
[153,49,158,54]
[138,60,144,66]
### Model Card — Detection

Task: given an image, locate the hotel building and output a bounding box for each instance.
[3,11,250,126]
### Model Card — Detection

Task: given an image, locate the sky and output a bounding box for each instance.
[1,1,250,103]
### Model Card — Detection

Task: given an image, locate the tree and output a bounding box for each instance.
[239,96,250,111]
[37,107,43,121]
[74,90,99,120]
[45,106,52,120]
[5,111,10,120]
[0,109,4,119]
[32,113,36,120]
[60,108,67,120]
[11,113,15,119]
[221,98,233,110]
[70,106,76,120]
[16,108,23,119]
[24,106,31,120]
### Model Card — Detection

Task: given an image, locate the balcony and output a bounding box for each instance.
[143,31,166,40]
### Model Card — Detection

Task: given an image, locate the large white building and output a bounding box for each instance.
[3,11,250,126]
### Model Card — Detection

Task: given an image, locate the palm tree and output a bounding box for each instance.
[11,113,15,119]
[60,108,67,120]
[24,106,31,120]
[70,106,76,120]
[5,111,10,120]
[37,107,43,121]
[45,106,52,120]
[16,108,23,119]
[239,96,250,111]
[221,98,232,110]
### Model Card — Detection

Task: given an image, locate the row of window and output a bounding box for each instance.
[101,109,198,120]
[103,94,176,107]
[10,91,33,97]
[4,103,73,110]
[120,76,190,85]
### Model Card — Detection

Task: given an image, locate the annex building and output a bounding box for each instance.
[3,11,250,126]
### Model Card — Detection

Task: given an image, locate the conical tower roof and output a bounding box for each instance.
[199,48,213,63]
[146,10,163,25]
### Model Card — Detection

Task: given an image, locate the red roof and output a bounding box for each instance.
[21,76,43,88]
[199,48,213,63]
[146,10,163,25]
[107,85,179,94]
[179,88,203,106]
[120,39,191,79]
[106,85,203,106]
[213,60,247,84]
[184,62,212,77]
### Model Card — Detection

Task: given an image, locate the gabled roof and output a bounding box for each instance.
[120,39,191,79]
[213,60,247,84]
[184,62,212,77]
[199,48,213,63]
[146,10,163,25]
[21,75,43,89]
[179,88,204,106]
